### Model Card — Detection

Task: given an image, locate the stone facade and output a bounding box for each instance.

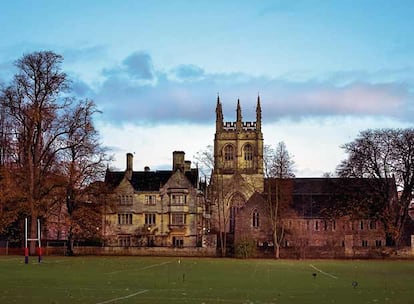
[210,97,264,236]
[234,179,388,258]
[103,151,209,248]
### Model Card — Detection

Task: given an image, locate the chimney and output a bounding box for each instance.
[184,160,191,172]
[126,153,133,171]
[144,166,150,172]
[172,151,185,171]
[125,153,133,180]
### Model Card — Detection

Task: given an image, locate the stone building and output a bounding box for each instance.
[210,96,264,240]
[210,97,396,257]
[234,178,391,258]
[103,151,208,248]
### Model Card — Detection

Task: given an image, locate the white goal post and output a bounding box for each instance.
[24,218,42,264]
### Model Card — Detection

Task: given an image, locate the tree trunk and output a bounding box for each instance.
[275,243,280,259]
[219,231,227,257]
[66,225,74,256]
[29,215,38,255]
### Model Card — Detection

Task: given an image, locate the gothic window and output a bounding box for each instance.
[224,145,234,161]
[229,193,245,233]
[244,144,253,161]
[244,144,253,168]
[252,210,259,228]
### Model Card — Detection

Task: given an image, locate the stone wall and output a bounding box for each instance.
[73,246,216,257]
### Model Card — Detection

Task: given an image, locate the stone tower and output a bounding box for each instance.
[211,96,264,235]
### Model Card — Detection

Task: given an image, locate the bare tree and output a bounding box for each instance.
[0,51,107,252]
[263,144,274,178]
[193,145,214,180]
[264,178,293,259]
[60,100,109,255]
[269,141,295,178]
[262,142,296,258]
[195,144,234,255]
[337,128,414,246]
[208,173,230,257]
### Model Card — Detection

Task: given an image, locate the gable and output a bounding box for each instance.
[115,177,135,193]
[163,170,194,190]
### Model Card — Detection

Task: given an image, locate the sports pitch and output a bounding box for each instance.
[0,256,413,303]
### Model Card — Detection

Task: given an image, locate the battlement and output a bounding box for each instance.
[223,121,257,131]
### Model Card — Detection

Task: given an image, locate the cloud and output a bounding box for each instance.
[259,81,407,119]
[105,51,155,81]
[69,51,414,126]
[70,78,95,98]
[62,45,108,63]
[172,64,205,81]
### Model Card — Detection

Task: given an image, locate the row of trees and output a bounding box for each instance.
[0,51,109,255]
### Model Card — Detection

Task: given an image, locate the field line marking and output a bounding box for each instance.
[309,264,338,279]
[96,289,148,304]
[105,261,172,275]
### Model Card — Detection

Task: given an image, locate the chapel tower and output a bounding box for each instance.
[211,96,264,235]
[214,96,264,178]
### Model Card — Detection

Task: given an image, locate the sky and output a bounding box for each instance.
[1,0,413,176]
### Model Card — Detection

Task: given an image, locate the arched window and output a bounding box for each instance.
[229,193,245,233]
[224,145,234,161]
[244,144,253,161]
[252,210,259,228]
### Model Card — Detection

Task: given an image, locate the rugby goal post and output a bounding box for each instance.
[24,218,42,264]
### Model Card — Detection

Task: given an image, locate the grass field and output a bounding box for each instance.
[0,256,413,304]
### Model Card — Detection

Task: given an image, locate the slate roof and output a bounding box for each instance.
[263,177,397,218]
[104,168,199,191]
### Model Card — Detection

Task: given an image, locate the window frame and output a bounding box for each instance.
[171,194,186,205]
[118,213,133,225]
[118,235,131,247]
[252,210,260,228]
[224,144,235,161]
[171,213,186,225]
[243,144,253,161]
[145,195,156,205]
[145,213,156,225]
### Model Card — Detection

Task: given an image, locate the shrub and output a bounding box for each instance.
[234,239,257,258]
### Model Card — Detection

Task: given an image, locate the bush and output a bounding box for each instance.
[234,239,257,258]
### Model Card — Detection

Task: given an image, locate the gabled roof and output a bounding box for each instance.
[105,168,199,191]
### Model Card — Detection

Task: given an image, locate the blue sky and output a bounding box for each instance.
[1,0,413,176]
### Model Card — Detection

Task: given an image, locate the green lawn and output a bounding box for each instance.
[0,256,413,303]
